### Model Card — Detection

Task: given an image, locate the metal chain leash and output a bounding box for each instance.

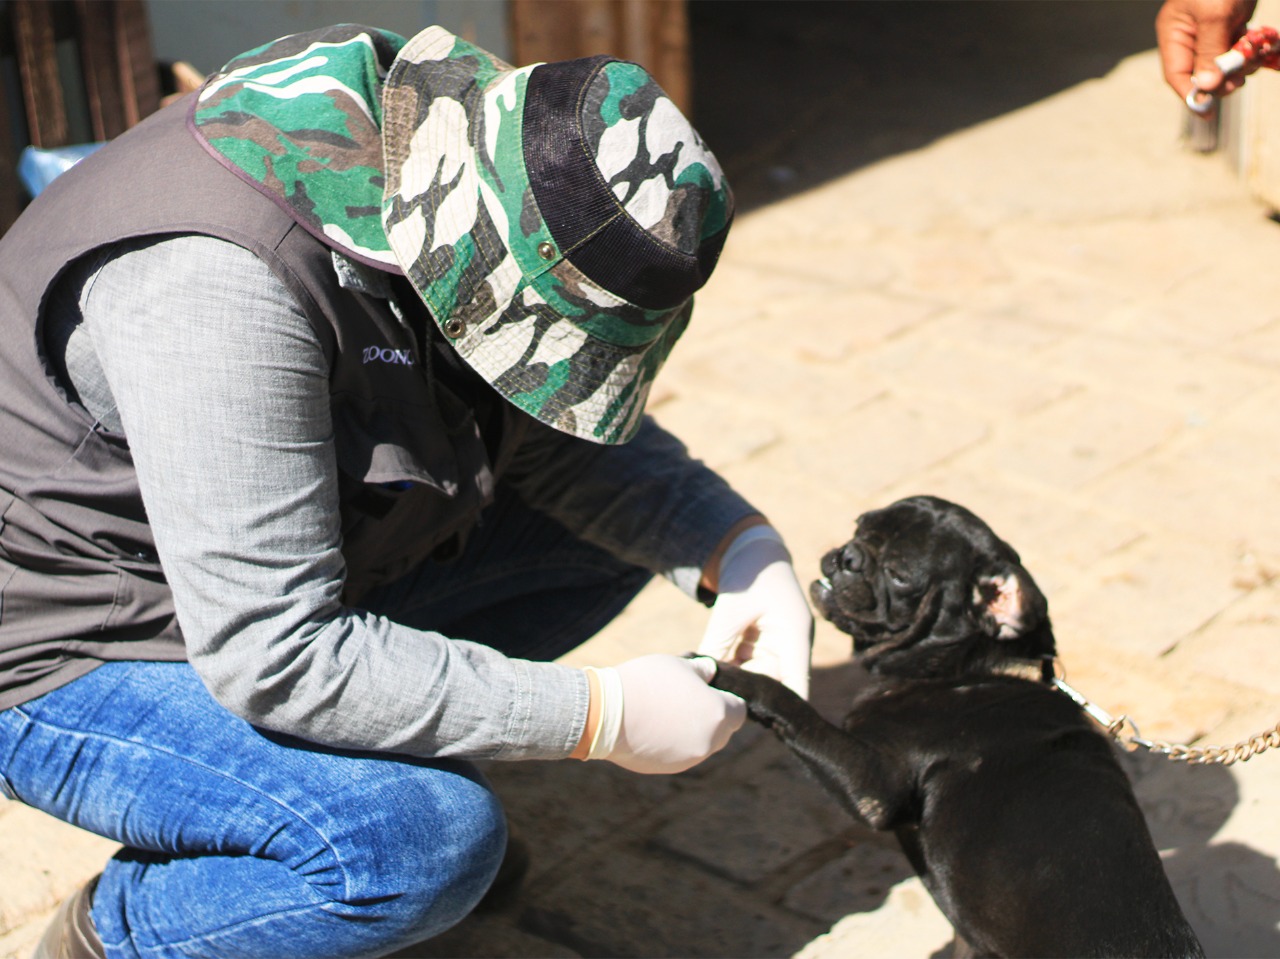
[1139,19,1280,756]
[1050,674,1280,767]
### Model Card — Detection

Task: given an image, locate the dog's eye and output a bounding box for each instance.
[885,568,911,589]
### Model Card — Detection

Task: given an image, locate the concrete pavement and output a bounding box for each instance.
[6,3,1280,956]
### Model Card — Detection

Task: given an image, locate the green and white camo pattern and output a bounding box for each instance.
[191,23,730,444]
[192,25,405,268]
[382,27,730,444]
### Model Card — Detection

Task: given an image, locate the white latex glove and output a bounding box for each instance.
[697,525,813,700]
[579,654,745,774]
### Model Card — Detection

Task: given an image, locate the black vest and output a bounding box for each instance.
[0,95,527,706]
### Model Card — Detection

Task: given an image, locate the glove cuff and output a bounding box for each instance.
[590,667,624,759]
[719,525,788,575]
[572,666,624,761]
[569,668,602,760]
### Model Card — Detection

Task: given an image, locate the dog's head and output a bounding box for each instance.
[810,495,1054,679]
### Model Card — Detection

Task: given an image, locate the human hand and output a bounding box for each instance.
[1156,0,1257,103]
[575,654,745,774]
[697,526,813,700]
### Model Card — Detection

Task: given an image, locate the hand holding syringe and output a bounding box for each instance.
[1186,24,1280,113]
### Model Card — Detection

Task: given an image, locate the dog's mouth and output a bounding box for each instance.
[810,565,880,651]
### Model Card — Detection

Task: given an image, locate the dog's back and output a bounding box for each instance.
[853,674,1202,958]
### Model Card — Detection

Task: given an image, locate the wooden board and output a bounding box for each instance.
[13,0,68,149]
[510,0,691,115]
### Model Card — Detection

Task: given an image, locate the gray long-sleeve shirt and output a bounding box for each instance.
[45,234,755,760]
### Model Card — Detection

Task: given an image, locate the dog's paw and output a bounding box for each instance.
[709,663,802,736]
[707,661,766,699]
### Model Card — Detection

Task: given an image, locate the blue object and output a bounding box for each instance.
[0,661,508,955]
[17,142,105,198]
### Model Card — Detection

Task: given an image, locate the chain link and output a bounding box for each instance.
[1142,726,1280,766]
[1050,676,1280,767]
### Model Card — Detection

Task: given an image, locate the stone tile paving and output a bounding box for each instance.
[7,5,1280,957]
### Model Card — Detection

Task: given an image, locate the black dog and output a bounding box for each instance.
[711,495,1203,958]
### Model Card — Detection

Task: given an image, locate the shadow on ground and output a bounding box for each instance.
[1121,751,1280,958]
[689,0,1163,212]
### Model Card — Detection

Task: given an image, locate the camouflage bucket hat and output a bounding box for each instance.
[381,26,734,444]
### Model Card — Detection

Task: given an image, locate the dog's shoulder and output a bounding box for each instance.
[846,674,1109,759]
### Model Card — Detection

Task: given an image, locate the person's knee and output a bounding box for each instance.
[397,770,508,929]
[336,762,507,945]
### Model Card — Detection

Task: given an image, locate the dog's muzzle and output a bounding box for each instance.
[811,545,878,624]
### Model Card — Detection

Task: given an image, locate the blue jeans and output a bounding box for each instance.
[0,489,651,958]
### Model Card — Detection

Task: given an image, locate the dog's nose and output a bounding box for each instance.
[839,543,867,572]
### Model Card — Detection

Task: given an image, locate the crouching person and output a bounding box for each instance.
[0,23,812,959]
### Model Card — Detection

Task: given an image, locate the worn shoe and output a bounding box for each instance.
[32,875,105,959]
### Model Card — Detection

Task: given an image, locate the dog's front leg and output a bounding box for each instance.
[709,663,905,830]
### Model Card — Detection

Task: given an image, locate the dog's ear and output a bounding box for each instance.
[974,567,1040,640]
